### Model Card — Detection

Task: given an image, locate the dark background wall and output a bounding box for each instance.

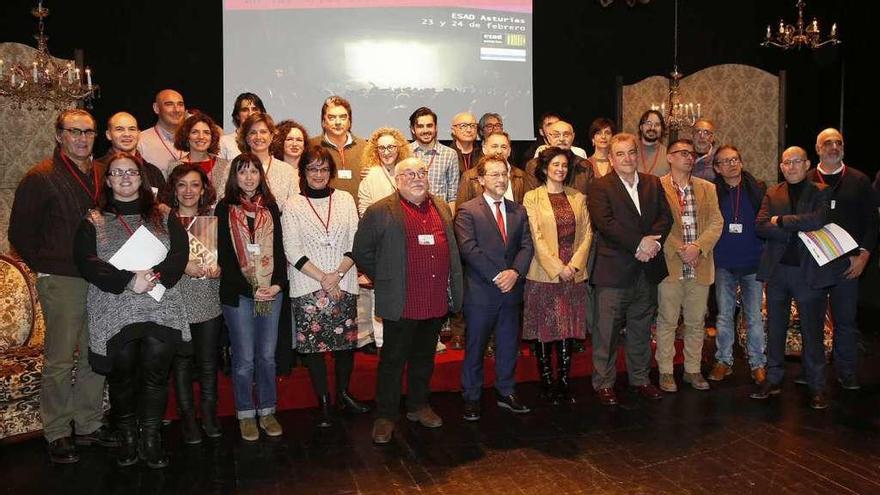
[0,0,872,174]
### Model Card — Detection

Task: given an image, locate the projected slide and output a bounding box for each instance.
[223,0,534,140]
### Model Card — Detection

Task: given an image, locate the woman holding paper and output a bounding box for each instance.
[73,151,189,469]
[160,164,223,444]
[216,152,288,441]
[282,147,368,428]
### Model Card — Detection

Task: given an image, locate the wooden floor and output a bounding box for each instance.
[3,334,880,495]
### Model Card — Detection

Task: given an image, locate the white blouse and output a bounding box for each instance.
[282,189,359,298]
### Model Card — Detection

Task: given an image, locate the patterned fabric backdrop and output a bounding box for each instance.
[622,64,781,185]
[0,43,74,253]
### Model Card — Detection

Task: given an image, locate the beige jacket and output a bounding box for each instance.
[523,185,592,283]
[659,174,723,285]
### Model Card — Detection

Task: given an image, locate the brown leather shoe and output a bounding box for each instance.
[448,335,465,351]
[751,367,767,384]
[406,406,443,428]
[708,361,733,382]
[372,418,395,444]
[633,384,663,400]
[596,387,618,406]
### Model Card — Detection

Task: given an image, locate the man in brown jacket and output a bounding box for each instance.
[656,139,723,392]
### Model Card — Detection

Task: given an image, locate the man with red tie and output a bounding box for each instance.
[455,156,535,421]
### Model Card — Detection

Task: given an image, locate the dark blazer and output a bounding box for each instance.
[756,180,847,289]
[587,172,673,287]
[352,192,464,321]
[454,195,534,305]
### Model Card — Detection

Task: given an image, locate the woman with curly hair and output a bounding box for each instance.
[167,112,230,198]
[357,127,412,216]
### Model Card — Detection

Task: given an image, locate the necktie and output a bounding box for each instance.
[494,201,507,244]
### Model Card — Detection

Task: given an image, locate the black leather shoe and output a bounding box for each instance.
[810,391,829,410]
[596,387,618,406]
[838,375,861,390]
[337,390,371,414]
[496,393,530,414]
[75,425,121,448]
[48,437,79,464]
[463,401,481,421]
[632,384,663,400]
[749,381,782,399]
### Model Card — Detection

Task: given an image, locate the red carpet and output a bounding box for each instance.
[166,341,684,418]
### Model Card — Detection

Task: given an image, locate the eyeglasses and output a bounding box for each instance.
[453,123,478,130]
[549,132,573,139]
[640,121,661,128]
[377,145,398,153]
[108,168,141,177]
[781,158,807,167]
[482,123,503,131]
[714,157,742,167]
[695,129,714,136]
[397,169,428,180]
[62,127,97,139]
[483,172,509,179]
[668,149,696,159]
[305,167,331,174]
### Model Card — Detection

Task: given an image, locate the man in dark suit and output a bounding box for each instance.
[751,146,847,410]
[455,156,534,421]
[586,132,673,406]
[353,157,464,444]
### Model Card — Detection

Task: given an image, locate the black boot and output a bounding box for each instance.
[200,400,222,438]
[337,390,370,414]
[555,339,576,404]
[139,336,173,469]
[172,354,202,445]
[116,413,139,467]
[533,341,558,404]
[317,394,334,428]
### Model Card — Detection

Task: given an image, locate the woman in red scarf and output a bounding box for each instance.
[216,152,288,441]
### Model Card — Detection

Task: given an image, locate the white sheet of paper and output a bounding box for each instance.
[107,225,169,301]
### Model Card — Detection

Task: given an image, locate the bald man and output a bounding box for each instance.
[450,112,483,175]
[96,112,165,191]
[807,128,878,390]
[137,89,186,175]
[752,146,848,410]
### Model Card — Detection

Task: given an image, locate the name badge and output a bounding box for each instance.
[338,169,353,180]
[729,223,743,234]
[418,234,435,245]
[830,200,836,210]
[246,243,261,255]
[682,215,695,226]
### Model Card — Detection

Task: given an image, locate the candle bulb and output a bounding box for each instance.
[697,103,701,119]
[779,19,785,35]
[85,68,92,89]
[32,62,38,83]
[66,63,73,84]
[0,59,4,79]
[766,25,771,39]
[74,68,80,86]
[831,23,837,37]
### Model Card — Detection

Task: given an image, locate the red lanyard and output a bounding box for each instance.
[60,153,100,206]
[815,165,846,185]
[639,146,661,175]
[116,214,136,236]
[730,183,742,222]
[155,127,182,161]
[305,193,333,234]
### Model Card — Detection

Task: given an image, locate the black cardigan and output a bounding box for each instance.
[215,200,288,307]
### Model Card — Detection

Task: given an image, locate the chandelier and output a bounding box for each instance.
[651,0,700,132]
[762,1,840,50]
[0,1,99,110]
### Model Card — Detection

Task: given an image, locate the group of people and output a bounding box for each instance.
[8,89,874,467]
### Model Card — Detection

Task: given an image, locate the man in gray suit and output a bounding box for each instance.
[353,157,463,444]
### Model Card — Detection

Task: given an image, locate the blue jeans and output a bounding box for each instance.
[714,268,766,369]
[223,296,282,419]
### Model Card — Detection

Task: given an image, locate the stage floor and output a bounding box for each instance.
[3,334,879,494]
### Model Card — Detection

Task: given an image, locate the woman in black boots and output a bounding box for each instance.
[281,147,369,426]
[162,164,223,443]
[74,152,190,468]
[521,147,592,404]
